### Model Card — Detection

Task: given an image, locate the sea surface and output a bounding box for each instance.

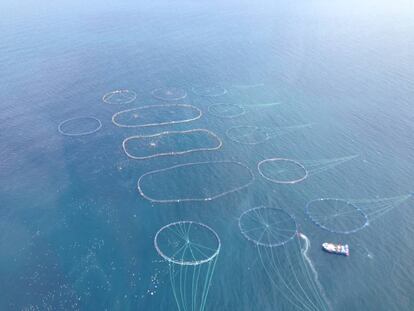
[1,0,414,310]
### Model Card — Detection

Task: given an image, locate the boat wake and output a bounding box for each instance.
[299,233,332,310]
[299,233,319,280]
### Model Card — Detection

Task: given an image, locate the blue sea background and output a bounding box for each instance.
[1,0,414,310]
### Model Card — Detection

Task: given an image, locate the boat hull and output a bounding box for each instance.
[322,242,349,256]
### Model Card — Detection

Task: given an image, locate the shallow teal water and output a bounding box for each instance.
[1,0,414,310]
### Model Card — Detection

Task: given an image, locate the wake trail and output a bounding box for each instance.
[299,233,332,311]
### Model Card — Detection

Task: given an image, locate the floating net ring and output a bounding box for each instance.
[58,117,102,136]
[258,158,308,184]
[112,104,202,128]
[137,161,255,203]
[192,86,228,97]
[207,103,246,119]
[151,87,187,101]
[102,90,137,104]
[239,206,297,247]
[154,221,221,266]
[306,198,369,234]
[122,129,223,160]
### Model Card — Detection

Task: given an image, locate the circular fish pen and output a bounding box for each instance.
[122,129,222,160]
[155,221,221,266]
[306,198,369,234]
[112,104,202,128]
[258,158,308,184]
[192,86,228,97]
[58,117,102,136]
[151,87,187,101]
[239,206,330,311]
[137,161,254,203]
[306,194,412,234]
[154,221,220,311]
[239,206,297,247]
[102,90,137,104]
[258,155,358,184]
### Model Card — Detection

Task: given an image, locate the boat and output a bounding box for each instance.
[322,242,349,256]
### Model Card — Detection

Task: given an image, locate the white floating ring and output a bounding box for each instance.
[58,117,102,136]
[239,206,297,247]
[258,158,308,184]
[137,161,255,203]
[154,221,221,266]
[112,104,202,128]
[305,198,369,234]
[122,129,223,160]
[102,90,137,105]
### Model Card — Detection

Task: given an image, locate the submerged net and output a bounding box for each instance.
[122,129,223,160]
[102,90,137,104]
[239,207,297,247]
[155,221,220,266]
[208,102,281,120]
[192,86,227,97]
[151,87,187,101]
[239,207,330,311]
[226,123,312,145]
[246,102,282,108]
[208,103,246,118]
[58,117,102,136]
[302,155,358,176]
[306,194,413,234]
[226,126,269,145]
[348,194,413,221]
[155,221,220,311]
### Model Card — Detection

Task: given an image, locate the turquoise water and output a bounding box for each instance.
[1,0,414,310]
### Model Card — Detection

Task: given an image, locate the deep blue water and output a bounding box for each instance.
[1,0,414,310]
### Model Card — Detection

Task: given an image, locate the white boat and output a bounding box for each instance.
[322,242,349,256]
